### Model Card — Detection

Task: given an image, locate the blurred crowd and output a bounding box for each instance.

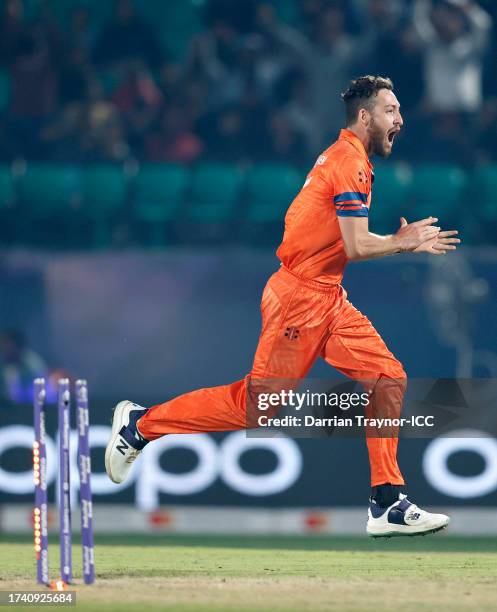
[1,0,496,168]
[0,329,46,402]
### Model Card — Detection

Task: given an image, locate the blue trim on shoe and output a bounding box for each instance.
[387,498,412,525]
[119,408,149,450]
[119,425,148,450]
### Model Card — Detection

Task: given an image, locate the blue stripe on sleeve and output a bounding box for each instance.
[334,191,368,204]
[336,207,369,217]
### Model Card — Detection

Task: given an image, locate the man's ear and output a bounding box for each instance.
[358,107,370,127]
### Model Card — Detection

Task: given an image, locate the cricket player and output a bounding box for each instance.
[106,76,459,537]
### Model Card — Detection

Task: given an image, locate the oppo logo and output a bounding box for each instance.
[423,430,497,498]
[0,427,302,511]
[4,424,496,505]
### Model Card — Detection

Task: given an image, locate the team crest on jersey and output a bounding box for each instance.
[284,327,300,340]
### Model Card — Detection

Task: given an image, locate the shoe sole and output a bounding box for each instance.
[368,521,450,539]
[104,400,133,484]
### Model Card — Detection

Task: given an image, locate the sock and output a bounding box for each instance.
[370,483,404,508]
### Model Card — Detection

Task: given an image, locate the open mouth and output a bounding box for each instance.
[387,130,400,144]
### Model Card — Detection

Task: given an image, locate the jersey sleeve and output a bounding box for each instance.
[332,156,370,218]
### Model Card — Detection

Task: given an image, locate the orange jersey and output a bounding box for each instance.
[276,128,373,285]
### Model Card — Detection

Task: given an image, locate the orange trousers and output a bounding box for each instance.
[138,267,406,487]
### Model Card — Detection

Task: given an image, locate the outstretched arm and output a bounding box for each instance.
[332,156,459,260]
[338,215,454,261]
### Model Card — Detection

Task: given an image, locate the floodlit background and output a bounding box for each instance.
[0,0,496,535]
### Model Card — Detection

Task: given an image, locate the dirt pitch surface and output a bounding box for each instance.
[2,535,497,611]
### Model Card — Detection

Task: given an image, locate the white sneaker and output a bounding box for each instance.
[105,400,149,484]
[367,494,450,538]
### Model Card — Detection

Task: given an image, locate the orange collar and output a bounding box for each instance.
[338,128,372,168]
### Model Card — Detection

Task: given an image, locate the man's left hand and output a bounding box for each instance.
[413,229,461,255]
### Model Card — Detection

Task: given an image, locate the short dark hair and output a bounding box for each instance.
[341,76,394,125]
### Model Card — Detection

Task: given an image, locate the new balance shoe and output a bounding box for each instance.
[366,494,450,538]
[105,401,149,484]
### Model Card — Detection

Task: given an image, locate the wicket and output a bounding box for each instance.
[33,377,95,586]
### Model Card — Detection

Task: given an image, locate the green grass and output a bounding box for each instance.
[1,535,497,611]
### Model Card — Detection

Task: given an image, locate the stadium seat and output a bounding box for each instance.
[408,165,467,223]
[134,164,188,245]
[188,163,243,223]
[469,165,497,223]
[17,164,83,246]
[246,163,304,223]
[19,164,82,215]
[371,163,412,234]
[82,165,128,246]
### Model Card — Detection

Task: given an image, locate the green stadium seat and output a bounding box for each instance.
[17,164,83,246]
[246,163,304,223]
[135,163,187,220]
[371,163,412,234]
[134,164,187,245]
[408,165,467,223]
[188,163,243,223]
[19,164,82,215]
[82,165,127,246]
[470,165,497,223]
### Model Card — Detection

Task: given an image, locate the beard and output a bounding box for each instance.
[367,119,390,158]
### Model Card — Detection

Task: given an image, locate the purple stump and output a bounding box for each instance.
[76,379,95,584]
[33,377,49,585]
[58,378,72,583]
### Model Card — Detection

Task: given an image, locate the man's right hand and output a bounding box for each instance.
[394,217,440,252]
